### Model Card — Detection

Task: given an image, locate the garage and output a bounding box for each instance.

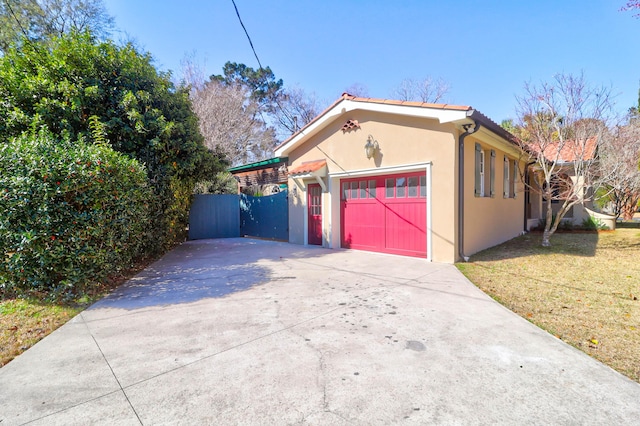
[275,93,525,262]
[340,171,427,257]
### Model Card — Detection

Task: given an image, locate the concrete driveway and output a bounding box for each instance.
[1,238,639,425]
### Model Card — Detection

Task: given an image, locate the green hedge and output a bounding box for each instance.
[0,32,226,255]
[0,132,153,299]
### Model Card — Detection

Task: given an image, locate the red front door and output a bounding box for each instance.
[308,184,322,245]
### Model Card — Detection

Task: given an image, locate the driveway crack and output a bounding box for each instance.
[81,313,144,425]
[286,327,329,412]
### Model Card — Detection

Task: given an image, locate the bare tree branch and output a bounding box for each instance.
[598,114,640,219]
[271,86,320,140]
[0,0,113,52]
[391,77,450,103]
[515,72,617,246]
[179,57,278,166]
[190,79,277,166]
[343,83,369,98]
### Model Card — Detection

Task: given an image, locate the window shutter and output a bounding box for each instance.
[512,160,517,198]
[503,156,509,198]
[490,150,495,197]
[474,143,481,196]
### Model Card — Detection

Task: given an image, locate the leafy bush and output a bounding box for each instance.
[193,172,238,195]
[0,131,153,299]
[581,216,608,231]
[0,31,226,251]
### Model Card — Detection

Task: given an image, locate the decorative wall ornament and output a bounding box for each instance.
[364,135,379,159]
[341,119,360,132]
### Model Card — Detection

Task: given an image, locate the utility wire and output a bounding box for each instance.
[3,0,42,58]
[231,0,263,70]
[3,0,31,41]
[229,0,301,136]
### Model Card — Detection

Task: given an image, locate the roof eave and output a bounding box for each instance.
[228,157,288,173]
[468,110,520,147]
[274,98,474,157]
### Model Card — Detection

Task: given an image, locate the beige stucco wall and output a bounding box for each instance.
[286,109,527,262]
[528,168,593,229]
[286,110,459,263]
[527,170,543,230]
[288,182,306,245]
[462,135,525,257]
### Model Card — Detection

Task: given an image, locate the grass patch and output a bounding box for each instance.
[457,229,640,382]
[0,299,81,367]
[0,256,157,368]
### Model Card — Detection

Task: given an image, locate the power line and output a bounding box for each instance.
[230,0,263,70]
[3,0,41,57]
[229,0,300,136]
[3,0,31,41]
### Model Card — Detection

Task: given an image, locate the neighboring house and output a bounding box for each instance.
[524,137,605,230]
[228,157,288,194]
[274,93,527,263]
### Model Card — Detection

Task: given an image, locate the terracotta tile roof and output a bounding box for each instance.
[529,137,598,162]
[288,159,327,176]
[274,93,475,152]
[342,93,472,111]
[347,95,518,147]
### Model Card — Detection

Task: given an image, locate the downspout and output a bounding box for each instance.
[523,161,536,233]
[523,162,529,232]
[458,120,479,262]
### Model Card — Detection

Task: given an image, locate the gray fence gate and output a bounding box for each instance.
[188,194,240,240]
[240,191,288,241]
[189,191,288,241]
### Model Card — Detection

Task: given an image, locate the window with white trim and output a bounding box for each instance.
[503,156,517,198]
[479,150,485,196]
[503,156,510,198]
[475,143,495,197]
[342,179,376,200]
[512,159,517,198]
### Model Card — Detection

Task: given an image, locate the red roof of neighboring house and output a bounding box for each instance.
[529,137,598,162]
[288,159,327,176]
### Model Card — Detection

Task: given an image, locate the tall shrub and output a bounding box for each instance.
[0,131,152,299]
[0,32,226,251]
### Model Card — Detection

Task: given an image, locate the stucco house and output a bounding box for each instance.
[274,93,528,263]
[524,137,616,230]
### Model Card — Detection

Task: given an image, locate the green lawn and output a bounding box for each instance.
[457,228,640,382]
[0,299,81,367]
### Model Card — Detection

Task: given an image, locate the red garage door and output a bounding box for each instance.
[340,171,427,257]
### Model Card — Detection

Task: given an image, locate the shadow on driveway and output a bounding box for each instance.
[89,238,326,310]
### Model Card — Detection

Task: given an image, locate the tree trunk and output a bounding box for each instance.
[622,196,639,221]
[542,197,554,247]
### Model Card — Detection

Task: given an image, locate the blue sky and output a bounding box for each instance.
[104,0,640,123]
